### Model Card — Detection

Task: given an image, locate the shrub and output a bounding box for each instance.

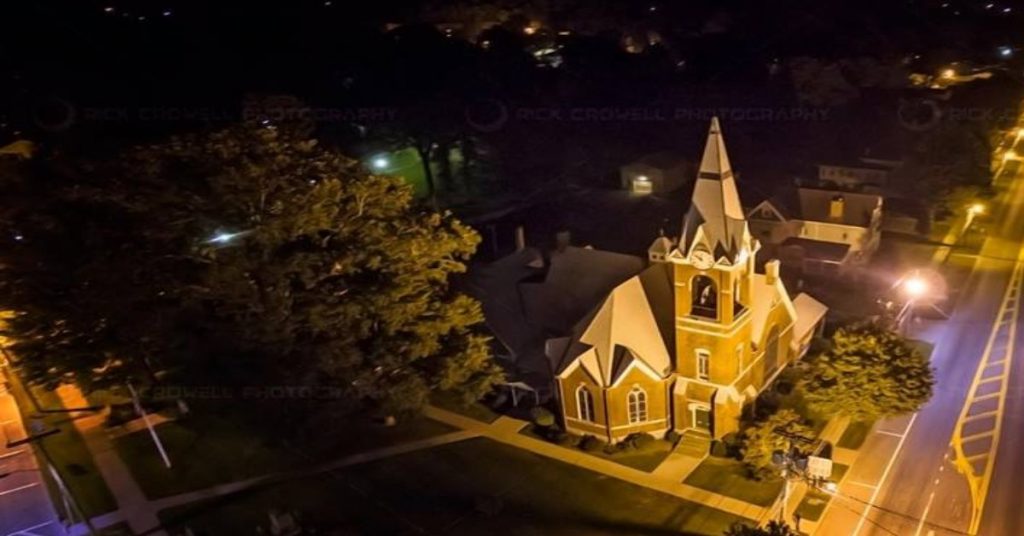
[530,406,555,428]
[623,432,656,451]
[710,440,730,458]
[555,431,579,447]
[579,434,605,452]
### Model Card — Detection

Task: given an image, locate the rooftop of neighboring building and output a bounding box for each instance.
[780,237,851,262]
[796,187,882,227]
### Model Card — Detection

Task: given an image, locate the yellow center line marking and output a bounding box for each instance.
[951,248,1024,534]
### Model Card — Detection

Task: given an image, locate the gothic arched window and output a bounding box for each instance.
[692,275,718,319]
[576,385,595,422]
[627,386,648,424]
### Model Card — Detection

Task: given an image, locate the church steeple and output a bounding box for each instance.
[681,117,748,263]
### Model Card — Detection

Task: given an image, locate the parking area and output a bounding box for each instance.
[0,377,65,536]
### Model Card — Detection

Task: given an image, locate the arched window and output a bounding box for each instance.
[576,385,595,422]
[627,386,648,424]
[691,275,718,319]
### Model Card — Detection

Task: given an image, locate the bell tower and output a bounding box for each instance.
[670,118,758,384]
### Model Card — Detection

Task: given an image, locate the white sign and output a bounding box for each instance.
[807,455,833,479]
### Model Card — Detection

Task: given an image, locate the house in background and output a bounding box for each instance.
[620,151,694,195]
[748,187,883,277]
[544,118,827,443]
[816,157,901,192]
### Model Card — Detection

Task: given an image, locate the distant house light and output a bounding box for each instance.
[999,46,1013,58]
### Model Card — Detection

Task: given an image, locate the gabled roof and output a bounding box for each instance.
[555,266,673,386]
[792,293,828,347]
[796,187,882,227]
[748,272,798,347]
[681,117,749,261]
[780,237,852,263]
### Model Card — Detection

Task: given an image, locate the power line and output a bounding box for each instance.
[821,484,973,536]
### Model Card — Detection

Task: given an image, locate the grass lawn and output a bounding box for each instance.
[6,381,119,519]
[431,390,501,423]
[518,424,673,472]
[684,457,784,507]
[159,437,750,535]
[113,410,454,500]
[795,464,849,522]
[837,420,875,450]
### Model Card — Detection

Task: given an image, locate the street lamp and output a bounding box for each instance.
[903,275,929,299]
[371,156,390,170]
[968,203,985,217]
[206,230,251,246]
[941,68,957,79]
[893,270,936,334]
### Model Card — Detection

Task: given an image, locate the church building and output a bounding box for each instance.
[547,118,827,443]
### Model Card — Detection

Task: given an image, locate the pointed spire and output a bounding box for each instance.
[681,117,748,260]
[699,116,732,180]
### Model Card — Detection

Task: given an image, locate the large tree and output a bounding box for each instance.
[0,124,503,417]
[800,323,933,422]
[740,409,812,478]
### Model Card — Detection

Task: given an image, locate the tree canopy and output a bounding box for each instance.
[800,323,934,422]
[724,520,799,536]
[740,409,812,478]
[0,123,503,418]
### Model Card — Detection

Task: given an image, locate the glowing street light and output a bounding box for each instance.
[371,156,390,170]
[968,203,986,217]
[941,68,957,80]
[1004,149,1019,162]
[206,230,250,245]
[902,276,929,299]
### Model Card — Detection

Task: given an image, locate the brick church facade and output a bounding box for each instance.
[547,118,826,442]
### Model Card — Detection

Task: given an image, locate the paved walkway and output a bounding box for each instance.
[55,384,164,536]
[423,405,769,521]
[651,445,705,481]
[651,432,709,481]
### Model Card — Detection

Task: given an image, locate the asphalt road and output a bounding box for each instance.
[816,133,1024,536]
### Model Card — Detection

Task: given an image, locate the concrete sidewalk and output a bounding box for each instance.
[56,384,164,536]
[423,405,769,522]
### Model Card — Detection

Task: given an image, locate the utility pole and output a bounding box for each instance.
[771,428,815,526]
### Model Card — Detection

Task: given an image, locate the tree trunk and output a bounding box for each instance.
[416,144,437,208]
[436,140,453,193]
